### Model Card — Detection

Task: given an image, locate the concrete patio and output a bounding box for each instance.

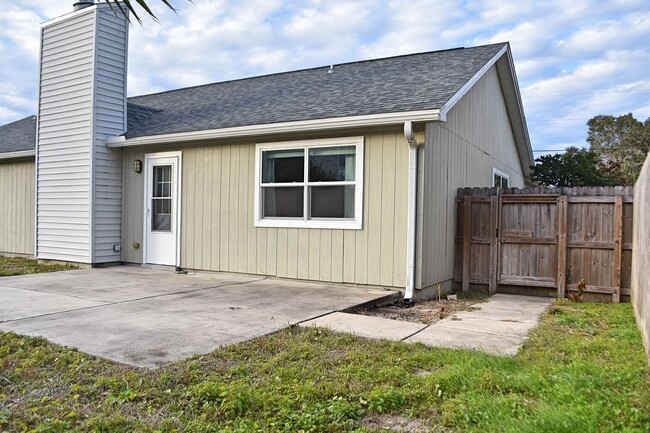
[0,266,397,367]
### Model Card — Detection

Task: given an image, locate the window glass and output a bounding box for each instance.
[256,138,363,229]
[493,171,509,188]
[309,146,356,182]
[262,149,304,183]
[263,187,304,217]
[310,186,355,218]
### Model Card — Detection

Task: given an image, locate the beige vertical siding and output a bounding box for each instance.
[632,154,650,359]
[419,65,526,290]
[122,128,409,288]
[121,147,144,264]
[0,159,35,256]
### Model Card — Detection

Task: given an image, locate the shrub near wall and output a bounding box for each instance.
[632,153,650,359]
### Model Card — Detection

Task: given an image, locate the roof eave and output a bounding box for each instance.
[0,149,35,160]
[495,47,534,180]
[106,109,441,148]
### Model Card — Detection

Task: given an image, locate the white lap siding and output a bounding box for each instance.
[92,9,127,263]
[36,5,127,263]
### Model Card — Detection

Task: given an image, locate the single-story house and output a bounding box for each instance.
[0,1,533,300]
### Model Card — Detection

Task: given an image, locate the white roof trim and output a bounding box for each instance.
[0,150,35,160]
[438,45,508,122]
[501,48,534,167]
[107,109,441,148]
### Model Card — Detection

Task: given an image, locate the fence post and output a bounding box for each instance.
[462,194,472,292]
[556,195,568,298]
[612,195,623,303]
[489,193,499,294]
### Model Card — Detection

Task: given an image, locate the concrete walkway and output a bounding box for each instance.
[300,294,553,355]
[0,266,397,367]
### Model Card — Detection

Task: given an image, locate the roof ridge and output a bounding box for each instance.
[127,42,508,102]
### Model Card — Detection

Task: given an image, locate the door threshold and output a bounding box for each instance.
[141,263,181,272]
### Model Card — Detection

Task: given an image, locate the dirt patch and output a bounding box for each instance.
[360,414,431,432]
[351,292,488,325]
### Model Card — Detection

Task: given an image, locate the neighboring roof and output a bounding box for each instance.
[0,115,36,155]
[125,43,507,138]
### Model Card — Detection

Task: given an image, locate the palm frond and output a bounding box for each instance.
[101,0,190,24]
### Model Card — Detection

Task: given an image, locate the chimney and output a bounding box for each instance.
[73,1,95,11]
[36,4,129,264]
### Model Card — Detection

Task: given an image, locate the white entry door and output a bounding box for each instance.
[144,152,181,266]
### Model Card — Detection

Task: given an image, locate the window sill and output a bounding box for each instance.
[254,218,362,230]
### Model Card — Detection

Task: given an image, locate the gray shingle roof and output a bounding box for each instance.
[0,115,36,154]
[125,43,507,138]
[0,42,507,153]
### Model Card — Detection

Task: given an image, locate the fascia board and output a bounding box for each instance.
[0,150,36,160]
[106,109,441,148]
[496,49,534,174]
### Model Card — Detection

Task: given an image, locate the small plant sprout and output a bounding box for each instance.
[569,278,586,302]
[435,282,442,302]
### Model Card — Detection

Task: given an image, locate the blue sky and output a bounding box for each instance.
[1,0,649,156]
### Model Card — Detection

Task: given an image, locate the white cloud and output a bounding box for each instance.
[0,106,20,121]
[557,12,650,55]
[0,0,648,153]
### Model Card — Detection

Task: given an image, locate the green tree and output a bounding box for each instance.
[530,147,615,187]
[587,113,650,185]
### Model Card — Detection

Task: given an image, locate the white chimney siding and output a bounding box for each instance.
[36,4,128,264]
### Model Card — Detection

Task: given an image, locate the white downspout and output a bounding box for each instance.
[403,121,418,302]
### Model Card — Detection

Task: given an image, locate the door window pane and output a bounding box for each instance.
[154,166,172,198]
[152,165,172,231]
[263,187,303,217]
[262,149,304,183]
[309,146,356,182]
[310,185,355,218]
[152,199,172,231]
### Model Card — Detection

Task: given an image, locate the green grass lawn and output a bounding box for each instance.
[1,300,648,433]
[0,257,77,277]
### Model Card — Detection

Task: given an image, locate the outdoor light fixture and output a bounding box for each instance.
[133,159,142,173]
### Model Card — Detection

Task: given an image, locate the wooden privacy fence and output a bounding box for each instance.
[453,186,634,302]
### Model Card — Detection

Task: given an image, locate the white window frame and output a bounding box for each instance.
[254,136,364,230]
[493,167,510,188]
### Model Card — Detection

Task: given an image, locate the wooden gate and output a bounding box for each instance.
[454,187,634,302]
